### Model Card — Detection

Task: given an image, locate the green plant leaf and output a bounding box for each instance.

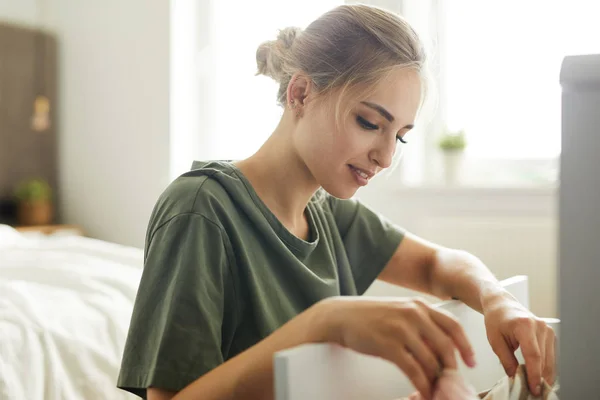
[13,178,52,202]
[438,129,467,150]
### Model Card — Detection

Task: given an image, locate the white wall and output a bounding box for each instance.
[0,0,38,26]
[1,0,216,247]
[359,179,558,318]
[34,0,172,248]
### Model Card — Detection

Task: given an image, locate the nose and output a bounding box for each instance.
[368,137,396,169]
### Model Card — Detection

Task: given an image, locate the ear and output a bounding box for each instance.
[286,73,312,116]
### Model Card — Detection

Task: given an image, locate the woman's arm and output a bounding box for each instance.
[152,291,475,400]
[428,247,514,312]
[378,232,556,395]
[377,232,510,312]
[148,388,177,400]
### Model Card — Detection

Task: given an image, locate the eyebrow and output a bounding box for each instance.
[360,101,415,130]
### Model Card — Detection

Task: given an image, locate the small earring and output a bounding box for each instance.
[290,99,296,108]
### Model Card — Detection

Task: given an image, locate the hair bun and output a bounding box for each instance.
[276,26,301,49]
[256,27,302,83]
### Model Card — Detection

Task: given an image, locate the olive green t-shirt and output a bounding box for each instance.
[117,161,405,398]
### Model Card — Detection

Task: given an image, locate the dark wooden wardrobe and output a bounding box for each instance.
[0,22,58,224]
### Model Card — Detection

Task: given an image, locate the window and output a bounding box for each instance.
[395,0,600,186]
[170,0,341,179]
[440,0,600,159]
[210,1,343,160]
[174,1,597,184]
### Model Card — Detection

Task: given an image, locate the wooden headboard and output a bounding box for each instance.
[0,22,58,224]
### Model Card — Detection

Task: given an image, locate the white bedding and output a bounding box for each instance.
[0,225,143,399]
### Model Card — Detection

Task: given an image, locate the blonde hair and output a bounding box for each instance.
[255,4,429,120]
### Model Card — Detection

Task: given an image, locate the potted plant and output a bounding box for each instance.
[13,178,54,226]
[438,129,467,184]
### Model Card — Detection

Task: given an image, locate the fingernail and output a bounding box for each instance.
[468,354,477,367]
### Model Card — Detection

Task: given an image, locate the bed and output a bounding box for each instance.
[0,224,142,399]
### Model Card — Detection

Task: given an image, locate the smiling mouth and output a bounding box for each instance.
[350,165,370,179]
[348,165,374,186]
[349,164,375,178]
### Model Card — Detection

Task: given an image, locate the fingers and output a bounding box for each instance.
[537,327,547,384]
[418,314,459,369]
[543,326,557,386]
[490,336,519,378]
[403,333,442,383]
[515,323,543,396]
[394,350,432,400]
[401,300,474,371]
[428,307,476,367]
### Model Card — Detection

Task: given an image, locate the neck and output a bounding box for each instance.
[234,116,319,229]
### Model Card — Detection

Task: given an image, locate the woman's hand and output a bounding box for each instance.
[314,297,476,400]
[482,295,556,396]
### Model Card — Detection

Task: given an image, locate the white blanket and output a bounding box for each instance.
[0,225,143,399]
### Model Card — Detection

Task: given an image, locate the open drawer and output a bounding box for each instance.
[274,276,559,400]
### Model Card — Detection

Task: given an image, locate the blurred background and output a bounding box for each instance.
[2,0,600,321]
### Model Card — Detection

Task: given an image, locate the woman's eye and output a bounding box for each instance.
[357,115,408,144]
[357,116,379,130]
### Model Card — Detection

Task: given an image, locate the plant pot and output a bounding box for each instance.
[442,150,464,184]
[17,200,54,226]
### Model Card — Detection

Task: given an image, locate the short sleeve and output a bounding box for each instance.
[327,196,405,294]
[117,213,237,398]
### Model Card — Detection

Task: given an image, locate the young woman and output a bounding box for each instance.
[118,5,556,400]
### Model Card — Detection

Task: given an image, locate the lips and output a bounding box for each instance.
[348,164,376,187]
[349,165,375,179]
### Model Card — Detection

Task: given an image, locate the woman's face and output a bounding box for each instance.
[294,68,422,199]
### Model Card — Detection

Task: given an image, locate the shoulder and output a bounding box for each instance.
[147,162,241,235]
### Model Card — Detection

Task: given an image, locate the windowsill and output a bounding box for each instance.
[372,152,560,194]
[361,181,558,210]
[359,172,557,216]
[367,172,558,197]
[358,181,557,219]
[389,182,557,195]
